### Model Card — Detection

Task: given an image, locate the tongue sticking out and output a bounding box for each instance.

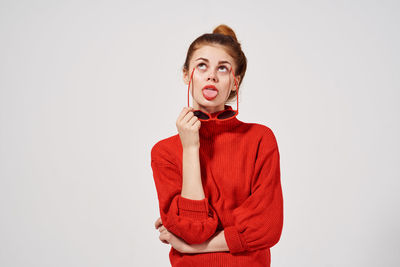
[202,89,218,100]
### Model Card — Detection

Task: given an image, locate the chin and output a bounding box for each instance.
[199,99,220,107]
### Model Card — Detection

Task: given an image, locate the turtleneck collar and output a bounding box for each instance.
[198,105,242,136]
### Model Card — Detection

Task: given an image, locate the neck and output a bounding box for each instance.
[198,105,242,136]
[193,103,225,115]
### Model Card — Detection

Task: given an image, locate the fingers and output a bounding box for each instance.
[177,107,193,124]
[154,217,162,229]
[183,110,195,124]
[187,114,199,127]
[159,232,170,244]
[155,216,170,245]
[176,107,199,128]
[182,110,196,125]
[158,227,171,245]
[193,120,201,131]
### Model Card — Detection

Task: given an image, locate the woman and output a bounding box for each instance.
[150,24,284,267]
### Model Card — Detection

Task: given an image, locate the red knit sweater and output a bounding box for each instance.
[150,105,284,267]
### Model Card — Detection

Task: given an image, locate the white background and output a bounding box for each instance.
[1,0,399,266]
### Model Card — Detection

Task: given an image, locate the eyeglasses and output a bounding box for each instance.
[187,66,240,121]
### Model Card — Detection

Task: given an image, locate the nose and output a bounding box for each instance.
[207,68,218,82]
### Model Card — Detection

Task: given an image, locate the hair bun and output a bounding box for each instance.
[212,24,238,43]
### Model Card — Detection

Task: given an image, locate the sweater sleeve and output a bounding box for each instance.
[224,128,284,254]
[151,144,219,244]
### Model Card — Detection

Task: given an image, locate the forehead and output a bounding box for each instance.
[191,44,234,63]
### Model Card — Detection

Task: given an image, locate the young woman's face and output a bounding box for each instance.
[183,44,239,113]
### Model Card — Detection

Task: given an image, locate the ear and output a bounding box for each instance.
[232,76,241,91]
[183,69,189,85]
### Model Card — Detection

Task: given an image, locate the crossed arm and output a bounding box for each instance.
[154,145,229,253]
[155,216,229,253]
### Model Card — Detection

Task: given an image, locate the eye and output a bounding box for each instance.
[218,65,228,72]
[197,63,207,70]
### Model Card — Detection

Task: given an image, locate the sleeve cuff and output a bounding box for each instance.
[224,226,248,254]
[177,196,213,220]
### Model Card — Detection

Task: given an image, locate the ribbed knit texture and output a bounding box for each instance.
[150,105,284,267]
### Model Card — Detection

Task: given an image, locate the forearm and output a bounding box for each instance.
[191,230,229,253]
[181,146,205,200]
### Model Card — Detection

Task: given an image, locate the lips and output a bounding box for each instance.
[202,85,219,100]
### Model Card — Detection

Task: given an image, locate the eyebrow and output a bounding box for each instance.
[195,57,232,65]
